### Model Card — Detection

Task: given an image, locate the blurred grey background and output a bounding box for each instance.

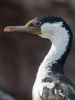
[0,0,75,100]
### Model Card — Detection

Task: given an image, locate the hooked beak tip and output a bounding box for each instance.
[4,27,11,32]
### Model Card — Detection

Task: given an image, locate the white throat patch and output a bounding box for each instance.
[40,22,70,64]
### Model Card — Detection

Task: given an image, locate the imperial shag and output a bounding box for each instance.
[4,16,75,100]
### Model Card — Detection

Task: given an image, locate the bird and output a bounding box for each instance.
[4,16,75,100]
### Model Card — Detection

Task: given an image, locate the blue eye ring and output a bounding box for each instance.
[35,21,42,27]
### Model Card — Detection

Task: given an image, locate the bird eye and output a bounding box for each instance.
[35,21,42,27]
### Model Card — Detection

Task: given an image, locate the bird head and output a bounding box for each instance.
[4,16,73,65]
[4,16,72,43]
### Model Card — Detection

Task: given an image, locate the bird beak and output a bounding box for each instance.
[4,21,41,35]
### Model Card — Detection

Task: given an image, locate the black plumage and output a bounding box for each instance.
[42,72,75,100]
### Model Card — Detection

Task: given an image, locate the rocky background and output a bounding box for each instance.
[0,0,75,100]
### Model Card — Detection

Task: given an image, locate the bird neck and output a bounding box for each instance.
[36,34,72,82]
[34,22,73,83]
[40,43,65,74]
